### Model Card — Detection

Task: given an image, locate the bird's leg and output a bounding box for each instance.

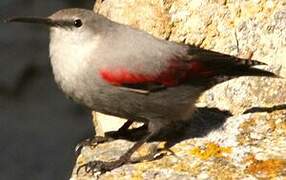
[75,119,134,155]
[117,119,134,134]
[130,142,177,163]
[77,130,156,175]
[106,121,148,140]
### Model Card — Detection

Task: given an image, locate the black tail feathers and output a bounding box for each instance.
[225,65,278,78]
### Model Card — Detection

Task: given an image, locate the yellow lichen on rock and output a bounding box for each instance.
[190,142,232,160]
[245,157,286,177]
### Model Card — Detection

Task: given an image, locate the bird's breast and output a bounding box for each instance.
[49,33,100,105]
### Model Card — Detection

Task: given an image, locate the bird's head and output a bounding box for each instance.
[5,8,110,44]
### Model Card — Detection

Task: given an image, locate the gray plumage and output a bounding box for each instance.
[49,9,195,126]
[6,8,277,173]
[48,9,274,128]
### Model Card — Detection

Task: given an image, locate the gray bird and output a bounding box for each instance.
[6,8,277,174]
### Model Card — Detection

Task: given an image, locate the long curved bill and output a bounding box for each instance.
[4,17,72,27]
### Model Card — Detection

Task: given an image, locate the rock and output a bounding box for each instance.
[93,112,128,137]
[198,76,286,115]
[94,0,172,39]
[72,107,286,179]
[71,0,286,179]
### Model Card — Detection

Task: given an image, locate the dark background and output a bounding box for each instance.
[0,1,95,179]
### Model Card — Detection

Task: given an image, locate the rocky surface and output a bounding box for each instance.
[72,0,286,179]
[73,107,286,179]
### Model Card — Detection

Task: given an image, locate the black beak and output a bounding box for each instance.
[4,17,73,27]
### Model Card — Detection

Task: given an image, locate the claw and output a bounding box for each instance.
[76,131,153,175]
[75,136,113,156]
[77,159,125,175]
[76,164,85,175]
[75,138,92,156]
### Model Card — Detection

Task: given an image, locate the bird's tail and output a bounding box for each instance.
[187,46,281,88]
[222,62,278,78]
[208,58,281,88]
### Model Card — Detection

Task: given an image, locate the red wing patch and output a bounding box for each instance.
[100,60,214,87]
[100,69,154,85]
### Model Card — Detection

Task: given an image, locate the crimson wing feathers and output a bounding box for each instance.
[99,45,276,94]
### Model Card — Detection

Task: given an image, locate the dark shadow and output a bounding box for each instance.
[243,104,286,114]
[157,107,231,148]
[0,1,96,180]
[0,64,42,97]
[105,107,231,147]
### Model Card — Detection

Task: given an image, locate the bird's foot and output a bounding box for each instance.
[77,158,126,175]
[75,136,113,156]
[75,120,135,156]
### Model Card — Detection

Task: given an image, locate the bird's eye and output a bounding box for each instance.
[73,19,82,28]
